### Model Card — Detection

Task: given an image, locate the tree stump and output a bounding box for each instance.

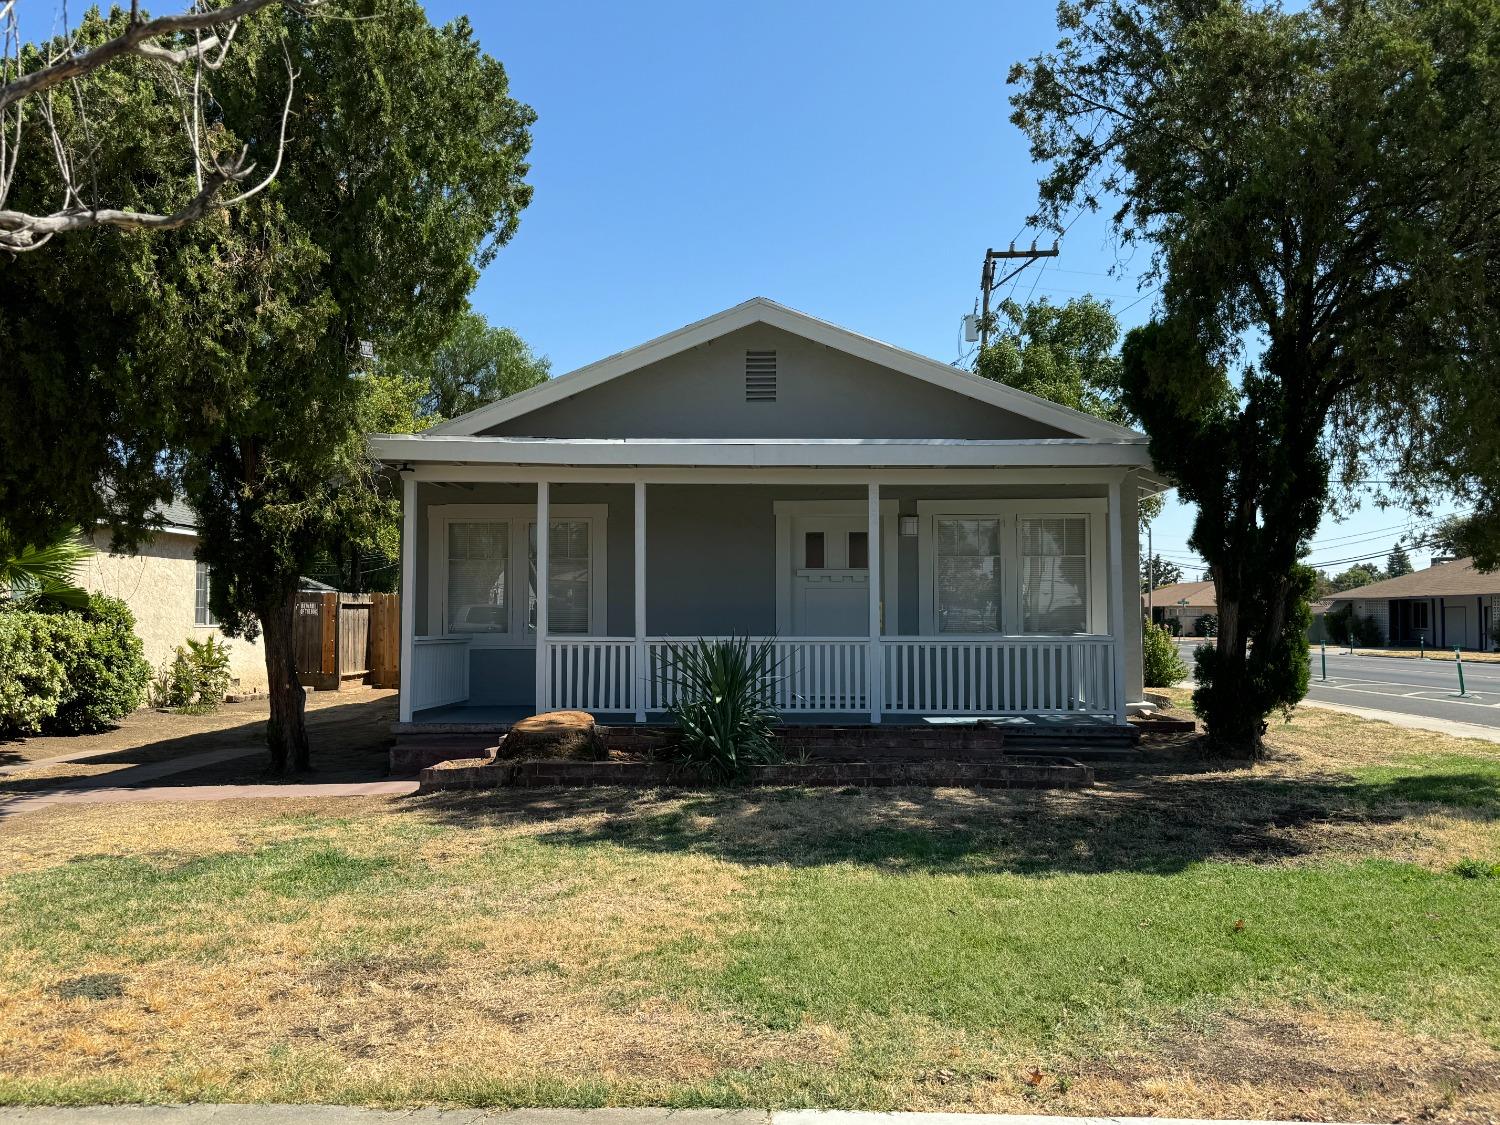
[494,711,608,761]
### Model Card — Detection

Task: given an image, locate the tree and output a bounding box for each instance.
[1140,553,1182,595]
[1429,514,1500,572]
[976,295,1128,424]
[392,309,551,423]
[976,294,1164,523]
[1012,0,1500,754]
[1,1,536,772]
[0,0,309,252]
[1385,540,1414,579]
[178,2,534,772]
[1331,563,1383,592]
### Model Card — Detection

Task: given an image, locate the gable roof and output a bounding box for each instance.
[1333,558,1500,600]
[426,297,1146,444]
[1146,580,1216,608]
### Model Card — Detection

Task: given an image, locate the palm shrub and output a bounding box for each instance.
[663,636,782,782]
[152,635,233,710]
[1142,619,1189,688]
[0,527,89,609]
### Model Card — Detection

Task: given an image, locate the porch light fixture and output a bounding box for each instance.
[899,515,919,538]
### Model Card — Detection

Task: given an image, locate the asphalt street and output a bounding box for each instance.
[1176,639,1500,730]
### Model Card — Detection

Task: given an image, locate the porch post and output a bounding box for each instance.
[1107,476,1128,725]
[634,480,647,722]
[868,481,882,723]
[535,480,549,714]
[398,473,416,723]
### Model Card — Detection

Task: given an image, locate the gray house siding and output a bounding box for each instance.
[412,479,1142,708]
[480,324,1074,441]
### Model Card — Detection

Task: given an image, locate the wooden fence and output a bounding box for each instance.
[293,591,400,691]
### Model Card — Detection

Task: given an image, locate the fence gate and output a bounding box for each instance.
[293,591,400,691]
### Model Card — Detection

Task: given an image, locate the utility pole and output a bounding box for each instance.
[978,240,1061,353]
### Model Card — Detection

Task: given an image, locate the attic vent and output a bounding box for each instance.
[745,350,777,402]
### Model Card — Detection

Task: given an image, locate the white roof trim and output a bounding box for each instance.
[369,432,1153,469]
[424,297,1143,443]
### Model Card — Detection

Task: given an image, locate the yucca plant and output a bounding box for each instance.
[663,636,783,783]
[0,527,89,609]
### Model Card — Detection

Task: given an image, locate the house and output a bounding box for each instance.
[1144,579,1216,636]
[1327,557,1500,651]
[80,499,267,691]
[369,298,1166,729]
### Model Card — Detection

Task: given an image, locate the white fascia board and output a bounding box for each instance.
[368,433,1154,469]
[426,297,1143,444]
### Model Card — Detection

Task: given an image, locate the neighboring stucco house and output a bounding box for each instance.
[1144,580,1217,636]
[371,298,1166,727]
[1328,557,1500,651]
[81,500,268,692]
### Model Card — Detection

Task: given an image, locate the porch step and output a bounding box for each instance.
[390,726,506,773]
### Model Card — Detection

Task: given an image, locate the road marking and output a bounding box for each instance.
[1311,683,1500,713]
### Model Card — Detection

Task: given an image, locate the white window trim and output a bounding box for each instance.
[427,503,608,648]
[193,561,218,628]
[916,499,1108,636]
[773,498,899,635]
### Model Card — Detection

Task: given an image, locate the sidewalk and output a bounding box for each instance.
[0,1110,1383,1125]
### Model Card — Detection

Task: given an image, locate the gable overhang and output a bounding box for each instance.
[423,297,1146,444]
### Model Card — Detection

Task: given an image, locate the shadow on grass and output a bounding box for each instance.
[404,739,1497,876]
[0,693,396,797]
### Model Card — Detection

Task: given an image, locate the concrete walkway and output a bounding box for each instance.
[0,739,263,778]
[0,777,418,819]
[0,1109,1382,1125]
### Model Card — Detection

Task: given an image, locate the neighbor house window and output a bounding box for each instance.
[1020,516,1089,634]
[194,561,217,627]
[528,519,593,635]
[935,518,1003,633]
[848,531,869,570]
[447,520,510,633]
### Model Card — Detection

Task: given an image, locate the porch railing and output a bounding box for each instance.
[543,634,1118,718]
[410,635,470,713]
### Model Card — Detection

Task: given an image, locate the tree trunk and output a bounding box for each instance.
[260,589,310,773]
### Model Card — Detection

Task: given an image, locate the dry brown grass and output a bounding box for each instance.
[0,698,1497,1115]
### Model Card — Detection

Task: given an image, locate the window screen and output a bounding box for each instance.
[194,562,217,627]
[529,519,592,635]
[447,520,509,632]
[1020,516,1089,634]
[936,518,1002,633]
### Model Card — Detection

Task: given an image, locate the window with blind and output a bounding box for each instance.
[935,517,1003,633]
[1020,515,1089,634]
[528,519,592,635]
[447,520,510,632]
[194,562,217,627]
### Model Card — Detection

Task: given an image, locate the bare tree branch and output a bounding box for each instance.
[0,0,295,113]
[0,0,316,253]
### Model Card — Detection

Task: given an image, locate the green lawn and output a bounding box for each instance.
[2,700,1498,1120]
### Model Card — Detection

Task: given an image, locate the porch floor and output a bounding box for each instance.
[408,704,1127,732]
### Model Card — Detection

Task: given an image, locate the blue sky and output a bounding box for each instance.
[424,0,1457,580]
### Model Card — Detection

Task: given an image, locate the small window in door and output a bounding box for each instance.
[848,531,869,569]
[804,531,825,569]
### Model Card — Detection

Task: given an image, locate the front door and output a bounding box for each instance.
[790,515,870,636]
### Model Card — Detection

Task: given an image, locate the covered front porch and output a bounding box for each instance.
[393,462,1147,728]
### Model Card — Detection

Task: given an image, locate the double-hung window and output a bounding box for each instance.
[446,520,510,633]
[528,519,592,635]
[935,517,1004,633]
[434,505,605,641]
[1020,516,1090,634]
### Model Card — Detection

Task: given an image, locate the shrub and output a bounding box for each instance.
[152,635,232,710]
[1325,604,1354,646]
[1142,620,1188,688]
[0,597,149,736]
[0,610,66,734]
[42,595,150,734]
[1351,614,1384,648]
[663,636,782,782]
[1194,613,1219,638]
